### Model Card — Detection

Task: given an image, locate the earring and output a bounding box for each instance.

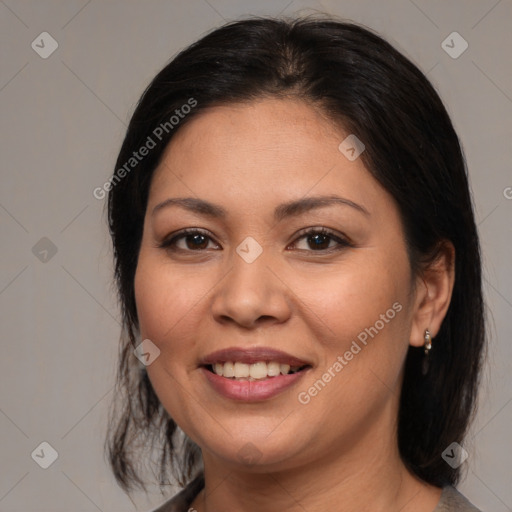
[421,329,432,376]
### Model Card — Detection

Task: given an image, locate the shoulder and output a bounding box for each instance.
[434,486,483,512]
[148,474,204,512]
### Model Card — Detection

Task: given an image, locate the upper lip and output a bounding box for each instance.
[200,347,312,367]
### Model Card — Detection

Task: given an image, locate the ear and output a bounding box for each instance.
[409,240,456,348]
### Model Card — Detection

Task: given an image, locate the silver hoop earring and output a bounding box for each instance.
[421,329,432,376]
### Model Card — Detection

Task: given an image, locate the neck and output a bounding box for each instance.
[191,417,441,512]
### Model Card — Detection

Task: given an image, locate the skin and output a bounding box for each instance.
[134,97,455,512]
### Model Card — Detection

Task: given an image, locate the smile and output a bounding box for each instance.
[208,361,308,380]
[200,347,312,401]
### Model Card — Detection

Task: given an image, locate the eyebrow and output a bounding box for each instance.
[151,195,370,220]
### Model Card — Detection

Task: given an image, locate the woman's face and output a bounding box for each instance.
[134,97,421,472]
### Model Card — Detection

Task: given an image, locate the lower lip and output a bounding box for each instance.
[201,367,308,402]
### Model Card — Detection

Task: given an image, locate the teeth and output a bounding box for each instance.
[280,364,290,375]
[234,362,250,378]
[211,361,304,380]
[223,361,234,378]
[267,361,280,377]
[249,361,267,379]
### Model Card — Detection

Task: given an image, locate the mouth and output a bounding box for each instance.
[200,346,312,379]
[199,347,312,401]
[203,361,311,381]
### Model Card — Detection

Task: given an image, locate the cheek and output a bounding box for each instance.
[292,260,411,432]
[133,254,207,356]
[294,253,408,341]
[295,249,412,395]
[135,249,198,320]
[133,255,208,431]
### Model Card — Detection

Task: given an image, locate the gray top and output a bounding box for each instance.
[433,486,482,512]
[149,474,482,511]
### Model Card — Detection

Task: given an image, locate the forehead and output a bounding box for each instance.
[148,97,385,215]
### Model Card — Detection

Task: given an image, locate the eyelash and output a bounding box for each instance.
[158,227,352,254]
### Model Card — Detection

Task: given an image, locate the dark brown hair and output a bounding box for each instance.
[105,15,485,494]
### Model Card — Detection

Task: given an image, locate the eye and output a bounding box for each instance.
[289,227,351,252]
[159,228,220,251]
[159,227,351,253]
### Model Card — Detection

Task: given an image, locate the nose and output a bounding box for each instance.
[210,248,292,329]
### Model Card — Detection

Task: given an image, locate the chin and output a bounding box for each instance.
[195,421,316,471]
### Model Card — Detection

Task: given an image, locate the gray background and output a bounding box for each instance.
[1,0,511,510]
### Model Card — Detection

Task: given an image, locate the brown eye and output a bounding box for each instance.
[183,233,209,250]
[291,228,351,252]
[305,232,332,250]
[159,229,219,251]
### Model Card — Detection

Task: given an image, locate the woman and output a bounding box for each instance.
[105,16,485,511]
